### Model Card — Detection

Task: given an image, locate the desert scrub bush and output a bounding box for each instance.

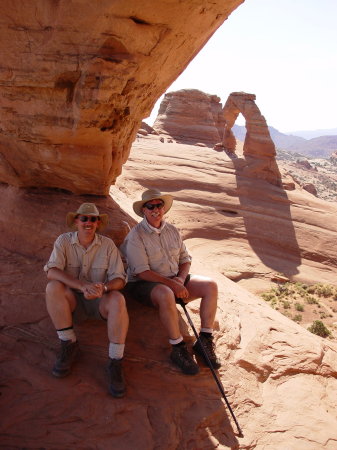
[306,285,316,294]
[275,283,292,296]
[282,300,291,309]
[261,293,276,302]
[309,283,335,298]
[294,282,308,294]
[308,320,330,338]
[295,303,304,312]
[293,314,302,322]
[317,284,334,297]
[306,296,319,305]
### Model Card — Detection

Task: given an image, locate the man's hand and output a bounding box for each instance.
[81,282,104,300]
[169,279,189,299]
[172,276,185,285]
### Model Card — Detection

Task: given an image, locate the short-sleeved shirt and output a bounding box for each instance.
[122,219,191,282]
[44,232,126,287]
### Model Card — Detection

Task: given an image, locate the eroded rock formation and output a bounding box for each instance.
[0,0,243,194]
[153,89,225,146]
[152,89,282,186]
[223,92,282,186]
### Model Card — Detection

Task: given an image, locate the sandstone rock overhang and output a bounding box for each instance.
[0,0,243,195]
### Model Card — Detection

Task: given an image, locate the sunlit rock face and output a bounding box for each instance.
[153,89,225,146]
[0,0,243,194]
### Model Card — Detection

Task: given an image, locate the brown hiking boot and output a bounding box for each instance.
[107,359,126,398]
[170,343,199,375]
[193,334,221,369]
[52,340,79,378]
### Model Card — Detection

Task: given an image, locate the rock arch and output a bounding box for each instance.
[0,0,243,195]
[222,92,282,186]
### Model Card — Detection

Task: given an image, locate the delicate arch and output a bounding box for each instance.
[222,92,282,186]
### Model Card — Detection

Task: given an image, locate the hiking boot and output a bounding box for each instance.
[170,343,199,375]
[52,340,79,378]
[107,359,126,398]
[193,334,221,369]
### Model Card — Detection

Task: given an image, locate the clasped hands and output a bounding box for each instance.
[81,282,106,300]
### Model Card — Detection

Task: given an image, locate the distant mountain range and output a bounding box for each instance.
[232,125,337,158]
[286,128,337,139]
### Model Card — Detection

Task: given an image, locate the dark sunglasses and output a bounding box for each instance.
[78,215,100,223]
[144,202,164,211]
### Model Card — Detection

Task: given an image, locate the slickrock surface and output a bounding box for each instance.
[2,137,336,449]
[153,89,225,146]
[116,136,337,291]
[0,0,242,195]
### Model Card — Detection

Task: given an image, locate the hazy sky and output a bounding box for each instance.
[146,0,337,133]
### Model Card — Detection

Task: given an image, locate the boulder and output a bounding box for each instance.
[302,183,318,196]
[153,89,224,146]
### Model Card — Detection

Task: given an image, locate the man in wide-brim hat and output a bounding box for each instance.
[122,188,220,375]
[44,202,129,398]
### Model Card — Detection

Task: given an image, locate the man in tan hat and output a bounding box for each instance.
[122,189,220,375]
[44,203,128,398]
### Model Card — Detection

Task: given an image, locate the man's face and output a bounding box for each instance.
[142,199,165,228]
[75,214,100,237]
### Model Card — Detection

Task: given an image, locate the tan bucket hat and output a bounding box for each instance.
[66,203,109,231]
[133,188,173,217]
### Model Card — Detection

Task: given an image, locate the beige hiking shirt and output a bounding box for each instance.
[122,219,191,282]
[44,232,126,284]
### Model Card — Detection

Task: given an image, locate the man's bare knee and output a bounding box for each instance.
[46,279,67,295]
[151,284,175,306]
[109,291,126,309]
[207,279,218,294]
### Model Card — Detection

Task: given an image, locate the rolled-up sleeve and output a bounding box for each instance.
[43,235,66,273]
[106,244,126,282]
[178,240,192,265]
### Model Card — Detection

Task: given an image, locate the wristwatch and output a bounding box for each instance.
[104,284,108,293]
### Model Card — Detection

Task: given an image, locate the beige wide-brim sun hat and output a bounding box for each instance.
[66,203,109,231]
[133,188,173,217]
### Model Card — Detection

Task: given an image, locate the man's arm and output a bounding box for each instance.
[105,277,125,292]
[47,267,102,299]
[47,267,84,290]
[173,261,191,285]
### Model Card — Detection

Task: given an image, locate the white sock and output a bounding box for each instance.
[57,327,76,342]
[109,343,125,360]
[200,327,213,334]
[169,336,183,345]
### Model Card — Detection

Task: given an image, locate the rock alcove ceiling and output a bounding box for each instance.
[0,0,243,194]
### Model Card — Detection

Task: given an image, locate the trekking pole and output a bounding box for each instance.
[176,298,243,437]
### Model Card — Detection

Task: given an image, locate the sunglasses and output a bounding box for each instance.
[78,215,100,223]
[144,202,165,211]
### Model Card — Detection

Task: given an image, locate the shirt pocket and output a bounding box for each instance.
[66,262,80,279]
[91,255,109,283]
[146,247,163,264]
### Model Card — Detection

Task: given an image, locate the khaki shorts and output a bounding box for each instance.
[72,291,105,323]
[122,274,191,307]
